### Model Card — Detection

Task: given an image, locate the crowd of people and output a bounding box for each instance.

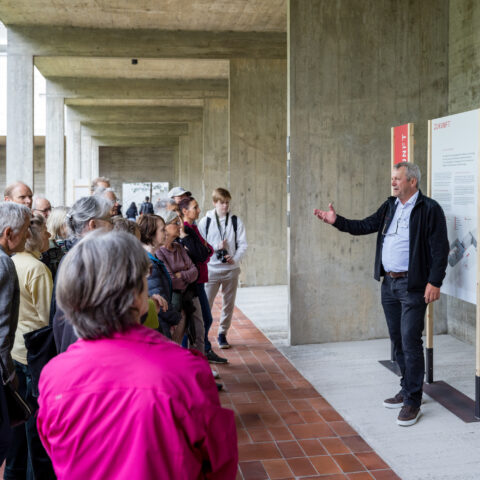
[0,177,247,479]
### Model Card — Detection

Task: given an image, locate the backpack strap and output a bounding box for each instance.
[206,216,211,239]
[232,215,238,249]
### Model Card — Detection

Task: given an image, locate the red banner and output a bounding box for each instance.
[393,124,409,164]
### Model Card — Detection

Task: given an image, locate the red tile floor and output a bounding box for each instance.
[0,301,401,480]
[211,301,401,480]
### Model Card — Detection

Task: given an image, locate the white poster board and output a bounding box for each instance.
[431,109,480,304]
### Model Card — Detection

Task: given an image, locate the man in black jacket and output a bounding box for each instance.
[314,162,449,427]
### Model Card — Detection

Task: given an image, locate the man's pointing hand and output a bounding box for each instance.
[314,203,337,225]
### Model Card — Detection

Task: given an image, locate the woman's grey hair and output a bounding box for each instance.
[0,202,31,236]
[66,196,112,238]
[25,214,46,252]
[56,230,150,340]
[46,206,69,239]
[394,162,421,187]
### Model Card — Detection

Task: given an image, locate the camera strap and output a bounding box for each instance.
[215,211,229,241]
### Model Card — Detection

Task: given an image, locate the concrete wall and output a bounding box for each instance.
[289,0,449,344]
[230,58,288,286]
[99,146,175,203]
[437,0,480,345]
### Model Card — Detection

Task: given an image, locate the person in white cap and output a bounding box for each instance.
[168,187,191,205]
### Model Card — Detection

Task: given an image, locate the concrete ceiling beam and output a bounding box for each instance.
[9,26,286,59]
[94,136,179,147]
[82,122,189,137]
[68,106,203,123]
[65,99,204,107]
[47,77,228,99]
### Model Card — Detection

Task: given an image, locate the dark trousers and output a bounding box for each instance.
[4,361,56,480]
[381,276,427,408]
[0,381,13,464]
[197,283,214,353]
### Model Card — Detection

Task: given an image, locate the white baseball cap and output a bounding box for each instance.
[168,186,192,198]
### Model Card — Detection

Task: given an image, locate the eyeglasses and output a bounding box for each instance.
[382,211,408,236]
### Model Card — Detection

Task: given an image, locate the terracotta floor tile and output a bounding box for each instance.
[371,469,401,480]
[236,470,243,480]
[248,427,273,442]
[348,472,375,480]
[321,438,351,454]
[355,453,389,471]
[341,436,373,453]
[333,454,366,473]
[231,392,252,404]
[286,457,317,476]
[300,410,324,423]
[240,413,264,428]
[283,387,320,399]
[236,402,276,415]
[280,411,305,425]
[308,397,332,409]
[275,441,304,459]
[264,389,287,401]
[271,400,293,413]
[260,412,285,427]
[228,382,261,393]
[247,391,268,403]
[262,459,294,479]
[289,399,313,410]
[298,439,327,456]
[309,455,343,475]
[237,428,252,445]
[239,461,268,480]
[318,408,344,422]
[289,422,334,439]
[329,421,358,437]
[268,426,295,441]
[239,442,282,461]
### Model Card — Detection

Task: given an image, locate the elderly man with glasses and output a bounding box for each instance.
[314,162,449,427]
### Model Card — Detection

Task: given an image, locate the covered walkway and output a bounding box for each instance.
[212,296,398,479]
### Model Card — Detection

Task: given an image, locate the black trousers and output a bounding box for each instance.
[4,361,56,480]
[381,276,427,408]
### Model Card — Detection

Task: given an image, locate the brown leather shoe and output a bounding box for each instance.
[383,392,404,409]
[397,405,421,426]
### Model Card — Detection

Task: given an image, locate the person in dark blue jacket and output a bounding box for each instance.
[137,214,181,338]
[314,162,449,427]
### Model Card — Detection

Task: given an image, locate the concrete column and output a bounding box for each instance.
[80,131,92,183]
[229,58,287,287]
[65,114,81,205]
[6,53,34,186]
[203,98,229,208]
[45,84,65,206]
[288,0,449,344]
[91,139,99,180]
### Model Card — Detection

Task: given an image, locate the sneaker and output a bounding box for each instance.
[218,333,231,349]
[216,382,223,392]
[206,350,228,364]
[211,369,220,379]
[397,405,421,426]
[383,392,404,409]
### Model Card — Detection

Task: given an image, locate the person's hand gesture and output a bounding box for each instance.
[314,203,337,224]
[151,294,168,313]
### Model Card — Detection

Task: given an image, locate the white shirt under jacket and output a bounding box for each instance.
[198,209,248,273]
[381,191,419,273]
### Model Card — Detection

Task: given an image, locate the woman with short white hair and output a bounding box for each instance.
[5,214,56,479]
[37,231,238,479]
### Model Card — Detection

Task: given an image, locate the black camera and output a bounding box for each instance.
[216,249,229,263]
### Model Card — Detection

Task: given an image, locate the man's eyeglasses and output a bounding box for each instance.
[33,207,52,215]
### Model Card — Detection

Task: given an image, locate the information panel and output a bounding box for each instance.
[431,109,480,304]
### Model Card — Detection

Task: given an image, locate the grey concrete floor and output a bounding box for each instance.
[236,285,480,480]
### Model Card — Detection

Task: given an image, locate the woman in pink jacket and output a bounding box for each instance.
[36,231,238,480]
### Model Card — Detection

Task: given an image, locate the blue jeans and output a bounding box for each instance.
[381,276,427,408]
[197,283,214,353]
[0,381,12,464]
[4,362,56,480]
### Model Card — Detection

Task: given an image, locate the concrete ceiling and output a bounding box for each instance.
[64,99,205,107]
[0,0,286,32]
[35,57,230,80]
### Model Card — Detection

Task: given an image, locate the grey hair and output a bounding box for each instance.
[394,162,421,187]
[66,196,113,238]
[90,176,110,192]
[0,202,31,236]
[56,230,150,339]
[46,206,69,239]
[25,214,46,252]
